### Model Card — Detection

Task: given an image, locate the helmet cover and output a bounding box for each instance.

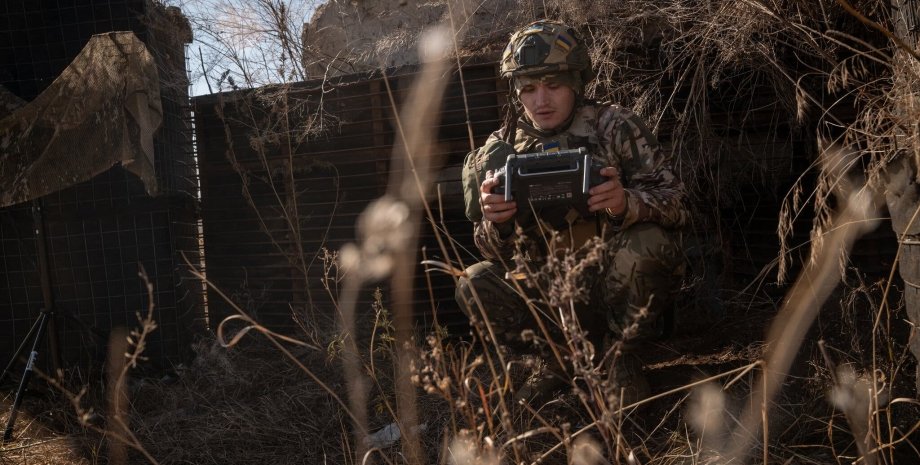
[500,20,594,85]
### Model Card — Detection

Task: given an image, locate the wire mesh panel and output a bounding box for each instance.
[194,62,505,337]
[0,0,141,100]
[0,204,45,361]
[195,39,895,344]
[0,0,204,369]
[192,58,828,341]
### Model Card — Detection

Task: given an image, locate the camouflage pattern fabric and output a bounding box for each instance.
[513,72,583,97]
[0,84,26,119]
[456,223,683,350]
[454,260,544,353]
[500,20,594,85]
[457,101,688,348]
[0,32,161,207]
[469,102,688,261]
[461,139,515,222]
[596,223,684,341]
[455,258,606,358]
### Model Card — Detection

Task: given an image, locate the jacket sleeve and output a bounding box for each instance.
[598,106,688,230]
[465,133,521,260]
[472,219,517,261]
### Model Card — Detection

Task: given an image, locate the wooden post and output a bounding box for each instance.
[885,0,920,392]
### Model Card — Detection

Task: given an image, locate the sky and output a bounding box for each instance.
[165,0,321,96]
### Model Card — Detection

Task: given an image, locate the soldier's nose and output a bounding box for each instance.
[535,87,550,105]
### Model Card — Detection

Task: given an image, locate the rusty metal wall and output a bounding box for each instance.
[193,57,898,338]
[193,60,811,337]
[194,62,504,335]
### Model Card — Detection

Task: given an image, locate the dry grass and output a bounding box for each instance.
[3,0,920,464]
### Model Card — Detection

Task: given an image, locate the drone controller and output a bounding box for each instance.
[492,147,607,218]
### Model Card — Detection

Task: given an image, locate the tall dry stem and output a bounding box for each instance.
[723,145,882,464]
[106,328,129,465]
[336,19,462,464]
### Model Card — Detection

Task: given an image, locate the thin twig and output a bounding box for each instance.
[835,0,920,62]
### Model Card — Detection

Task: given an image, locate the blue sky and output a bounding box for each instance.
[165,0,320,96]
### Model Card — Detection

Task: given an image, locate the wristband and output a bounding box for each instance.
[494,219,515,239]
[606,208,626,231]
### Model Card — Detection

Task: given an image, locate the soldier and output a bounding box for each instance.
[456,20,688,403]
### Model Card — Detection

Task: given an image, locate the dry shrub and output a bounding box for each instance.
[130,338,352,465]
[18,1,914,464]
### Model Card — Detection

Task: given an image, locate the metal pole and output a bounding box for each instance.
[31,199,60,373]
[0,314,43,385]
[2,309,50,442]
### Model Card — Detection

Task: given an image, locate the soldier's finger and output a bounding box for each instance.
[486,199,516,211]
[481,176,500,193]
[589,178,620,195]
[588,188,625,210]
[488,208,516,223]
[601,166,619,178]
[481,192,511,205]
[587,190,607,204]
[588,191,614,208]
[589,195,624,213]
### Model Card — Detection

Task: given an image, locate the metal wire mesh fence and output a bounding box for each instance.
[0,0,204,370]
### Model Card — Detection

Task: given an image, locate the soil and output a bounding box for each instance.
[1,295,917,464]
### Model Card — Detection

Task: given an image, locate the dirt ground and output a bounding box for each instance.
[1,296,918,464]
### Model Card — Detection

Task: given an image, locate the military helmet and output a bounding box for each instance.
[500,20,594,84]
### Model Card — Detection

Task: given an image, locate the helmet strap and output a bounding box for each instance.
[501,86,519,144]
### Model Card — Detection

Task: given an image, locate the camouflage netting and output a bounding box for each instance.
[0,31,162,208]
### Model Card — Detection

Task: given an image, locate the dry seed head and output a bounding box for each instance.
[339,195,412,280]
[418,25,451,63]
[831,364,888,412]
[570,435,605,465]
[689,382,727,449]
[795,81,810,124]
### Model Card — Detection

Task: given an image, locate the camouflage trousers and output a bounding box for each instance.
[455,223,684,355]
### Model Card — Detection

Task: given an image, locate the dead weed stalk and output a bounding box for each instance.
[118,1,920,464]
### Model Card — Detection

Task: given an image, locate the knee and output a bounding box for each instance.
[605,224,684,340]
[455,261,497,313]
[613,223,684,276]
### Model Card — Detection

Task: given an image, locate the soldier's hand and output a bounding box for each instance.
[480,170,517,224]
[588,166,627,215]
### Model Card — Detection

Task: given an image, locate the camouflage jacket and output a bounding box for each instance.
[468,102,688,260]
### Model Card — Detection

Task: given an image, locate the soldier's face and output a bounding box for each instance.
[518,80,576,131]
